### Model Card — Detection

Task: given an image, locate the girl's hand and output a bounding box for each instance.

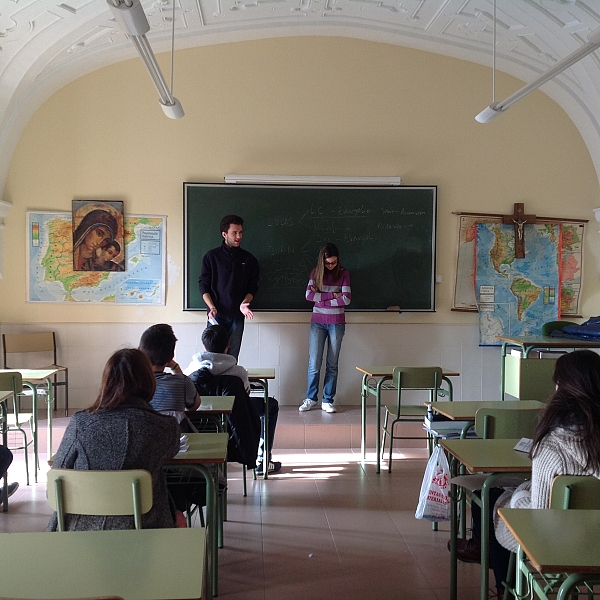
[333,292,341,298]
[311,286,318,293]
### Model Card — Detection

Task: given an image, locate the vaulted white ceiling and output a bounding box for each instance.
[2,0,600,210]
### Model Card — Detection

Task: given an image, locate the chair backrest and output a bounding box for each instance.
[541,321,578,336]
[47,469,153,531]
[0,371,24,419]
[2,332,57,368]
[550,475,600,510]
[474,407,542,439]
[392,367,443,390]
[0,371,23,398]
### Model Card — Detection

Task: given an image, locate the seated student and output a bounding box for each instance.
[0,445,18,501]
[139,323,201,432]
[46,348,180,531]
[185,325,281,475]
[456,350,600,598]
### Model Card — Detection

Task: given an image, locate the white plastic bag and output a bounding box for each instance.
[415,445,451,521]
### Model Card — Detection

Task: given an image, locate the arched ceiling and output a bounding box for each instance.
[1,0,600,213]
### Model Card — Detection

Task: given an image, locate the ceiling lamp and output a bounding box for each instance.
[476,27,600,123]
[107,0,184,119]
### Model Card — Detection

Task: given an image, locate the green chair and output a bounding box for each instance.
[0,371,33,486]
[381,367,448,473]
[541,321,578,337]
[550,474,600,510]
[46,468,153,531]
[474,407,542,440]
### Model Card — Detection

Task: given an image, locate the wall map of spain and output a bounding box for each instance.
[27,211,166,304]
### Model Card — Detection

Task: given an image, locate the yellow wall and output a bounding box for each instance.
[2,36,598,323]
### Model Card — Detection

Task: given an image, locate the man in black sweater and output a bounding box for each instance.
[199,215,259,359]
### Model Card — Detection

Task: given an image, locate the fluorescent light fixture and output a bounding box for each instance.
[107,0,184,119]
[223,174,402,186]
[476,28,600,123]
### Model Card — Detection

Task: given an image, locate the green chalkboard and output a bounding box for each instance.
[184,183,437,311]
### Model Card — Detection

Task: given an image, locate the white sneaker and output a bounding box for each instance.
[322,403,336,413]
[299,399,317,412]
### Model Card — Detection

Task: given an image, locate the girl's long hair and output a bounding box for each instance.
[87,348,156,414]
[532,350,600,471]
[312,243,343,291]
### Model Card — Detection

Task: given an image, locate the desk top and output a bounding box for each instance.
[192,395,235,414]
[0,367,63,381]
[0,527,205,599]
[440,438,532,473]
[355,366,460,378]
[431,400,545,421]
[499,508,600,573]
[247,368,275,380]
[497,335,600,349]
[166,432,228,465]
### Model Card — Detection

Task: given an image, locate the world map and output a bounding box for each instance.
[476,223,560,346]
[453,215,584,316]
[27,212,166,304]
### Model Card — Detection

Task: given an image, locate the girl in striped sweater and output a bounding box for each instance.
[299,244,351,414]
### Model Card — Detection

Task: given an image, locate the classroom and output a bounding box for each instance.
[1,2,600,599]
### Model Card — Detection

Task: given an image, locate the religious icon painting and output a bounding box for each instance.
[72,200,125,272]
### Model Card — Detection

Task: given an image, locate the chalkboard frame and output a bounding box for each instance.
[184,183,437,312]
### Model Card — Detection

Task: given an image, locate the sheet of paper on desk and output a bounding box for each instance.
[514,438,533,453]
[179,435,189,452]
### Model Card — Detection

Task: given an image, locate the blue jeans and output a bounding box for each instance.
[210,314,245,360]
[306,323,345,404]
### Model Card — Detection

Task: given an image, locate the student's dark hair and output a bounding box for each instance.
[201,324,230,354]
[220,215,244,234]
[532,350,600,471]
[312,243,342,291]
[88,348,156,413]
[139,324,177,366]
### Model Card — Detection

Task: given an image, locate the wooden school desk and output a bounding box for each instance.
[499,508,600,600]
[356,366,459,473]
[247,368,275,479]
[497,335,600,400]
[430,400,545,437]
[164,432,228,600]
[440,438,532,600]
[0,527,206,599]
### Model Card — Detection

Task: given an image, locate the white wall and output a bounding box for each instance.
[0,321,496,409]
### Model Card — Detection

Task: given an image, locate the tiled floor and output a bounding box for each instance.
[1,408,485,599]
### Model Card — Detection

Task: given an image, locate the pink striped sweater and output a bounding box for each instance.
[305,268,351,324]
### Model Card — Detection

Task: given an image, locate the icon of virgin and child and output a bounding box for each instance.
[72,200,125,272]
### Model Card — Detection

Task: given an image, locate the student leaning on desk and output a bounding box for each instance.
[46,348,181,531]
[458,350,600,597]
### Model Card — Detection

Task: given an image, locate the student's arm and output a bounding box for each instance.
[181,372,201,411]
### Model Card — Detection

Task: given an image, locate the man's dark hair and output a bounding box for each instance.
[139,323,177,366]
[220,215,244,234]
[201,324,230,354]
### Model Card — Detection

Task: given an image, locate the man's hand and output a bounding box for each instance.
[208,306,218,322]
[240,302,254,319]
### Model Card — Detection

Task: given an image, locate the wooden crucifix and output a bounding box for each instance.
[502,203,538,258]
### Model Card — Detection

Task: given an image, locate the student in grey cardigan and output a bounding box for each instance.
[461,350,600,597]
[46,348,180,531]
